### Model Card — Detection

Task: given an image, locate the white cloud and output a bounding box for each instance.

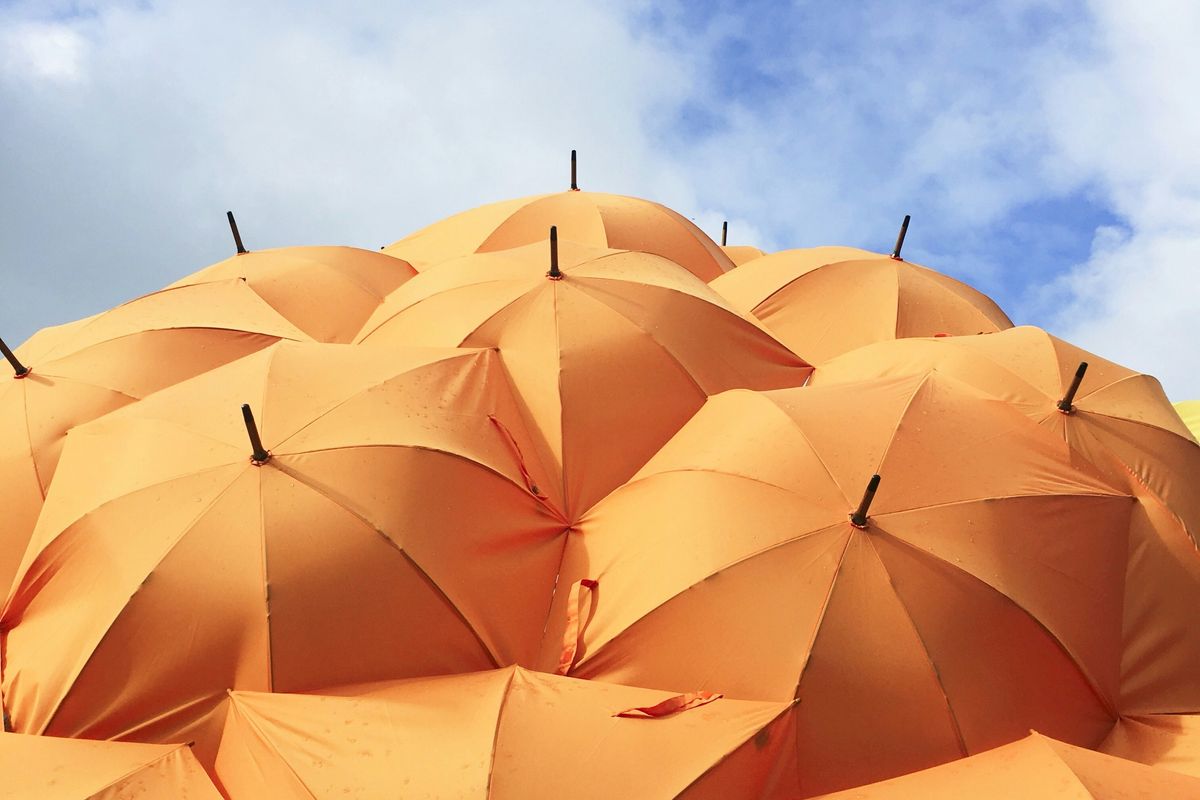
[0,0,700,342]
[1038,0,1200,399]
[1,20,88,83]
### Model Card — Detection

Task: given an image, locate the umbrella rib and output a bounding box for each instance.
[874,372,934,478]
[226,693,323,800]
[35,469,249,735]
[789,531,853,701]
[17,382,46,500]
[873,527,1120,719]
[865,535,970,756]
[266,459,503,668]
[575,521,849,672]
[83,742,199,797]
[99,688,227,743]
[257,464,273,692]
[355,277,517,344]
[673,699,801,798]
[483,667,520,800]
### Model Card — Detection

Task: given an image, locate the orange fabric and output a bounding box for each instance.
[168,245,416,343]
[811,328,1200,714]
[812,732,1200,798]
[557,578,599,675]
[1,342,566,769]
[0,732,221,799]
[721,245,766,267]
[358,238,809,518]
[614,690,723,718]
[214,667,791,799]
[381,190,735,281]
[548,373,1132,796]
[1101,714,1200,779]
[0,281,312,596]
[710,245,1013,362]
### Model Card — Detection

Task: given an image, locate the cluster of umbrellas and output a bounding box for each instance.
[3,155,1200,798]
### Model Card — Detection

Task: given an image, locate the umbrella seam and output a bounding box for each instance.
[79,741,195,798]
[226,694,322,800]
[790,532,854,702]
[35,469,249,735]
[874,526,1121,719]
[265,458,504,668]
[99,689,227,743]
[354,276,518,344]
[670,699,801,799]
[864,534,970,756]
[574,523,848,671]
[483,667,520,800]
[268,353,477,449]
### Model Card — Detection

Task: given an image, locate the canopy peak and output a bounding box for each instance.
[1057,361,1089,414]
[227,211,247,255]
[547,226,563,280]
[241,404,270,464]
[850,474,882,529]
[0,335,29,378]
[890,214,911,260]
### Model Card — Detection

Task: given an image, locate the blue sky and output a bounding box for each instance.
[1,0,1197,396]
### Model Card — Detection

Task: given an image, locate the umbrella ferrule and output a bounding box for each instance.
[241,403,271,464]
[570,149,579,191]
[0,336,29,378]
[227,211,247,255]
[547,226,563,280]
[721,220,728,246]
[1057,361,1089,414]
[890,214,911,260]
[849,474,881,529]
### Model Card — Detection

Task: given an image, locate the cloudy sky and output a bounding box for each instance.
[2,0,1198,397]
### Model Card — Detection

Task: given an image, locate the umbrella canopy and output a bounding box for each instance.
[1176,401,1200,441]
[811,329,1200,712]
[215,666,792,800]
[709,245,1013,362]
[0,280,311,594]
[813,732,1200,799]
[166,245,417,343]
[1,342,564,767]
[547,372,1132,796]
[0,732,221,799]
[356,237,810,518]
[381,191,735,281]
[721,245,766,267]
[1101,714,1200,780]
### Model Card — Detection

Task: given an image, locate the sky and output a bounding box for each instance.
[1,0,1198,398]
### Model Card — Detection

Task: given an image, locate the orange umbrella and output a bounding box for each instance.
[709,244,1013,362]
[1101,714,1200,779]
[167,245,417,343]
[548,373,1131,796]
[0,732,221,799]
[357,235,810,518]
[811,328,1200,712]
[0,280,311,594]
[381,190,735,281]
[215,666,792,799]
[813,732,1200,799]
[1,342,564,767]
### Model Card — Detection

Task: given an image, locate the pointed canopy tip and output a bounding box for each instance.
[227,210,248,255]
[849,473,882,528]
[1057,361,1089,414]
[721,220,728,246]
[0,335,30,378]
[890,214,911,260]
[241,403,270,464]
[570,149,579,191]
[547,225,563,279]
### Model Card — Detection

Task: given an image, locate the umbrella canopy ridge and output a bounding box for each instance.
[812,732,1200,799]
[167,245,418,343]
[811,328,1200,712]
[720,245,767,267]
[0,734,220,800]
[381,190,736,281]
[1174,400,1200,442]
[1101,713,1200,779]
[356,237,811,519]
[0,341,566,767]
[214,666,793,800]
[548,372,1133,796]
[710,245,1014,362]
[0,732,222,799]
[0,279,313,596]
